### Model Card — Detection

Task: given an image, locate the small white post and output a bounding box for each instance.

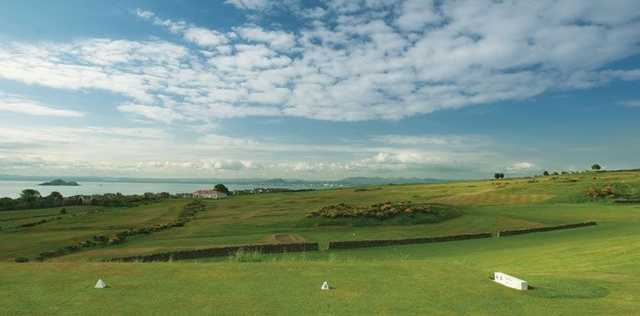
[95,279,107,289]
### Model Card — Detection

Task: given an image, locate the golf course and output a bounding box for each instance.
[1,170,639,315]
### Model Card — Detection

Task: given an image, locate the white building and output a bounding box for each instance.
[193,189,228,199]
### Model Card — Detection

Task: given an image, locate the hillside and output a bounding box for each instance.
[1,170,639,315]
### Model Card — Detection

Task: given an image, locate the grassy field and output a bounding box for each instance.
[1,170,639,315]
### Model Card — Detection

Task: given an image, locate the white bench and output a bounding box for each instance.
[493,272,528,290]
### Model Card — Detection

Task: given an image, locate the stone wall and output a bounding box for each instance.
[108,242,320,262]
[327,232,492,250]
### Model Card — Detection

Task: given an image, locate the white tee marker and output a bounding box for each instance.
[321,281,330,290]
[493,272,528,290]
[95,279,107,289]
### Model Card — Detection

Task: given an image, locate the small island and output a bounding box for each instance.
[39,179,80,186]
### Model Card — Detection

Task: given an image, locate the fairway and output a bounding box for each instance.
[1,171,639,315]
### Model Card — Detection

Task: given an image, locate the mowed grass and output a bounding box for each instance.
[1,170,639,314]
[1,211,638,315]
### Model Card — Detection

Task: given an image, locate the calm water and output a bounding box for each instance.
[0,180,315,198]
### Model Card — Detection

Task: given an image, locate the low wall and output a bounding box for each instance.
[109,242,320,262]
[327,232,492,250]
[498,221,596,237]
[615,198,640,204]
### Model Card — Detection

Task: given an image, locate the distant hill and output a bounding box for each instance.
[39,179,80,186]
[0,174,445,187]
[335,177,446,186]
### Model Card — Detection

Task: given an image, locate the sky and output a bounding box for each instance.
[0,0,639,180]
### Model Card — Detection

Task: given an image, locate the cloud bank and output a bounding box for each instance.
[0,0,637,125]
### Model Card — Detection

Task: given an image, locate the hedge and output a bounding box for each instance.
[498,221,597,237]
[327,232,492,250]
[108,242,320,262]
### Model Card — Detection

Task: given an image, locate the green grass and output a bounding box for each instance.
[1,170,639,314]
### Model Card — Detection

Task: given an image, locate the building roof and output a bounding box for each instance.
[193,189,227,195]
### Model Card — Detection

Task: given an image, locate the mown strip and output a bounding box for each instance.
[497,221,597,237]
[327,232,493,250]
[108,242,320,262]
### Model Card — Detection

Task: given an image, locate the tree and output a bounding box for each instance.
[591,164,602,171]
[20,189,41,204]
[0,197,16,211]
[543,171,550,176]
[494,173,505,180]
[45,191,64,207]
[214,184,230,194]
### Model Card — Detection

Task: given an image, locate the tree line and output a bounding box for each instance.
[0,189,172,211]
[494,163,604,180]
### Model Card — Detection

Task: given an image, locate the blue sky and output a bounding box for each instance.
[0,0,639,180]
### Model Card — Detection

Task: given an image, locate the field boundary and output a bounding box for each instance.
[497,221,597,237]
[327,232,493,250]
[104,222,598,261]
[107,242,320,262]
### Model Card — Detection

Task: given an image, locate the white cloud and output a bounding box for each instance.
[395,0,441,31]
[371,135,488,147]
[117,104,185,124]
[1,1,639,126]
[235,26,296,51]
[0,93,84,117]
[183,27,229,47]
[135,9,229,48]
[619,100,640,108]
[508,162,535,171]
[225,0,272,10]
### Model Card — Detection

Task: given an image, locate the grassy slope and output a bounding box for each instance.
[0,200,187,259]
[0,171,639,315]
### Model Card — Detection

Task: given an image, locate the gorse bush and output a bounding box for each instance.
[305,201,461,227]
[309,201,453,219]
[585,183,640,199]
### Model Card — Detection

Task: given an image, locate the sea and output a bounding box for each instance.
[0,180,320,199]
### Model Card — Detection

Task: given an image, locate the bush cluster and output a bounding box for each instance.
[585,183,640,200]
[308,201,452,220]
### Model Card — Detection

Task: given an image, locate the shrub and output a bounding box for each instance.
[14,257,29,263]
[585,183,640,199]
[306,201,461,226]
[60,208,67,215]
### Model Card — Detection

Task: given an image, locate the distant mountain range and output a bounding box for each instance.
[0,174,447,187]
